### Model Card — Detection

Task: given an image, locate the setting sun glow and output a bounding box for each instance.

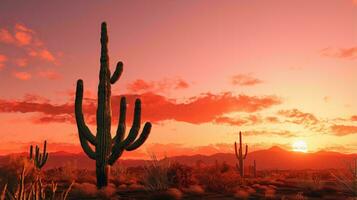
[292,140,308,153]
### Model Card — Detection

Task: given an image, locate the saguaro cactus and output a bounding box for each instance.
[29,140,48,170]
[234,131,248,177]
[75,22,152,188]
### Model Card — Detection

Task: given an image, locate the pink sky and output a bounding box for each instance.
[0,0,356,158]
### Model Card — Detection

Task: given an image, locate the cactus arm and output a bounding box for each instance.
[29,145,33,160]
[118,99,141,147]
[109,100,148,164]
[78,131,96,160]
[126,122,151,151]
[234,142,239,159]
[110,62,123,84]
[35,146,39,162]
[244,144,248,159]
[75,80,96,145]
[43,140,47,157]
[107,147,124,165]
[113,97,127,142]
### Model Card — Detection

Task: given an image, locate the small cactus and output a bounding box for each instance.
[29,140,48,170]
[234,131,248,177]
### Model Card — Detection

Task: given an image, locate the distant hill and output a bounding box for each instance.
[0,146,355,170]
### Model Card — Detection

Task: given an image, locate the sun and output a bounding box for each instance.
[292,140,308,153]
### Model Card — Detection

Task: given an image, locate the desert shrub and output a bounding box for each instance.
[143,154,170,192]
[196,165,242,193]
[215,161,231,173]
[0,155,36,191]
[2,162,74,200]
[110,162,137,186]
[71,182,98,198]
[46,161,78,183]
[167,162,196,188]
[330,166,357,196]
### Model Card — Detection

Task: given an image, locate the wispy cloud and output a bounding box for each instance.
[231,74,263,86]
[13,71,32,80]
[14,58,28,67]
[330,125,357,136]
[278,109,319,127]
[245,130,296,137]
[321,47,357,60]
[0,92,281,125]
[127,78,190,94]
[0,23,57,64]
[0,54,7,69]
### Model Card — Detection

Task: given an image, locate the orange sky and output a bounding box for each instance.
[0,0,356,158]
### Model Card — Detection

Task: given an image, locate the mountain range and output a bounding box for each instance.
[0,146,355,170]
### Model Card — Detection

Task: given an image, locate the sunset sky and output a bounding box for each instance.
[0,0,356,158]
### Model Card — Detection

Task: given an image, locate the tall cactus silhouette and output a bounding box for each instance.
[234,131,248,177]
[29,140,48,170]
[75,22,152,188]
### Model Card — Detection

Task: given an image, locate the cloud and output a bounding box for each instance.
[127,78,189,93]
[321,47,357,60]
[136,92,280,124]
[278,109,319,127]
[265,116,280,123]
[0,29,15,44]
[244,130,296,137]
[214,116,249,126]
[0,54,7,69]
[0,23,57,63]
[330,125,357,136]
[23,93,50,103]
[351,115,357,121]
[0,92,281,125]
[319,144,357,153]
[29,49,56,62]
[231,74,263,86]
[214,114,267,126]
[14,58,28,67]
[14,31,32,46]
[37,70,61,80]
[13,71,32,80]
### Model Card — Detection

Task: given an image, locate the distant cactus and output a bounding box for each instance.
[75,22,152,188]
[29,140,48,170]
[234,131,248,177]
[253,160,257,178]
